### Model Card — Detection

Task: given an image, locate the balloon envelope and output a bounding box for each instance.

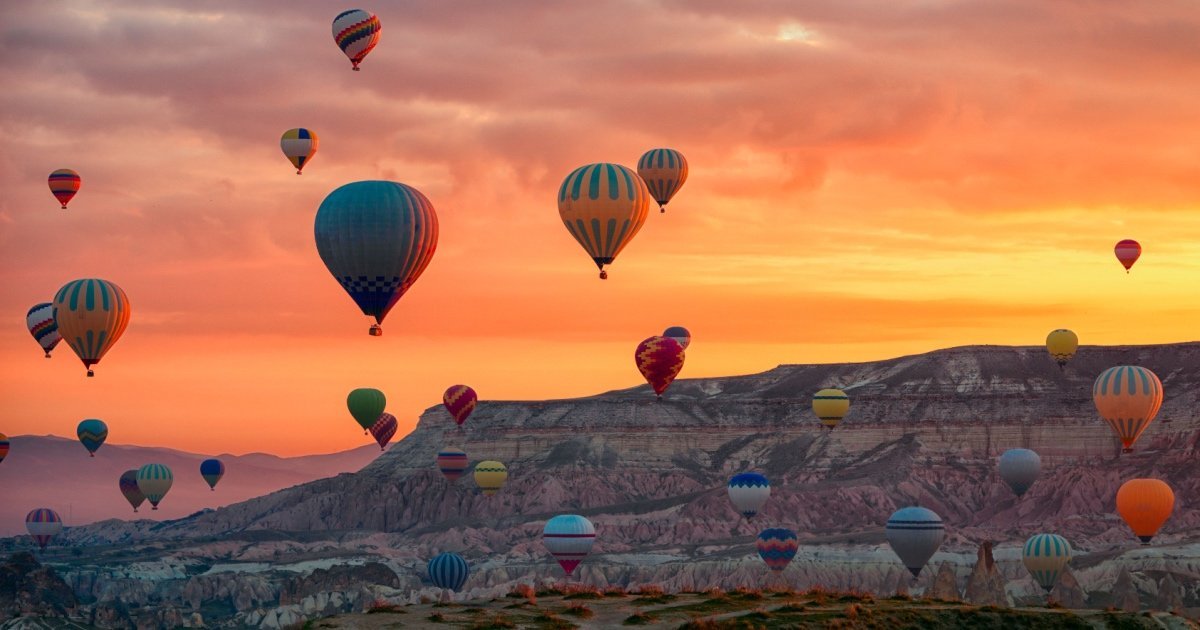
[1093,366,1163,452]
[1116,479,1174,544]
[473,460,507,496]
[558,163,650,279]
[1114,239,1141,272]
[662,326,691,350]
[635,336,685,397]
[369,412,397,450]
[885,506,945,578]
[428,552,470,591]
[1045,329,1078,368]
[48,169,80,209]
[332,9,381,70]
[0,433,8,465]
[136,463,174,509]
[1022,533,1072,593]
[756,528,798,572]
[812,389,850,429]
[119,469,146,512]
[200,458,225,490]
[52,278,131,377]
[637,148,688,211]
[280,128,319,174]
[437,449,468,482]
[76,419,108,457]
[443,385,477,426]
[26,303,62,358]
[347,388,386,432]
[314,181,439,336]
[543,514,596,576]
[25,508,63,550]
[998,448,1041,497]
[728,472,770,519]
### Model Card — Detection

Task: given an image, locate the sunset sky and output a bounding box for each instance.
[3,1,1200,456]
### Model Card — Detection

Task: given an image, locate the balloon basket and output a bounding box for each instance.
[87,369,95,377]
[61,204,68,209]
[599,270,608,280]
[44,353,51,359]
[369,324,382,336]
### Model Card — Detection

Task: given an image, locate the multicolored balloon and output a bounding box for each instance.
[998,448,1041,498]
[443,385,477,427]
[1093,365,1163,453]
[119,469,145,512]
[1114,239,1141,273]
[26,303,61,358]
[812,389,850,430]
[280,128,319,174]
[558,163,650,279]
[437,449,468,482]
[635,336,685,398]
[637,148,688,212]
[1045,329,1078,369]
[200,458,225,490]
[1022,533,1071,593]
[728,472,770,519]
[315,181,439,336]
[756,528,798,572]
[52,278,131,377]
[48,169,80,209]
[1116,479,1174,545]
[543,514,596,576]
[25,508,62,550]
[76,419,108,457]
[332,9,381,71]
[885,506,945,578]
[662,326,691,350]
[136,463,174,510]
[347,388,386,433]
[0,433,9,464]
[473,460,507,496]
[369,412,397,451]
[428,552,470,591]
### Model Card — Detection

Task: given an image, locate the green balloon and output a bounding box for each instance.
[347,388,386,432]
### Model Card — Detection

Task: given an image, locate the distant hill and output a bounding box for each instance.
[0,435,379,535]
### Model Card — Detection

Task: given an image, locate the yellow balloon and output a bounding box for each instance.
[1045,329,1078,369]
[473,460,508,496]
[52,278,131,377]
[557,163,650,279]
[812,389,850,429]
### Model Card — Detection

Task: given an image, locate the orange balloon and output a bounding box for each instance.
[1116,478,1174,544]
[1092,366,1163,453]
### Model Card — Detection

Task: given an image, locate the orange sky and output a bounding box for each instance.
[2,1,1200,456]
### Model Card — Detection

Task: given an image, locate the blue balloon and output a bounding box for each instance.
[76,419,108,456]
[200,458,225,490]
[428,552,470,591]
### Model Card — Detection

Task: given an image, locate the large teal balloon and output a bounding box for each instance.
[314,181,439,336]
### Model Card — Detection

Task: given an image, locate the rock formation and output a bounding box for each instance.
[0,553,76,621]
[1110,568,1141,612]
[926,562,960,601]
[1051,568,1086,609]
[1156,572,1183,612]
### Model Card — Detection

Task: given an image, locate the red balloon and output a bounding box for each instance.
[635,336,685,398]
[1114,239,1141,273]
[370,412,397,450]
[443,385,478,426]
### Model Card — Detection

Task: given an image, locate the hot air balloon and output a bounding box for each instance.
[136,463,173,510]
[428,552,470,591]
[347,388,386,433]
[76,419,108,457]
[998,448,1041,498]
[0,433,9,464]
[637,148,688,213]
[119,469,146,512]
[473,460,507,496]
[1114,239,1141,273]
[812,389,850,430]
[26,303,61,358]
[443,385,477,428]
[48,169,80,209]
[558,162,650,279]
[662,326,691,350]
[543,515,596,576]
[25,509,62,551]
[315,181,439,336]
[1045,329,1078,369]
[886,506,945,578]
[1093,365,1163,453]
[281,128,319,174]
[52,278,131,377]
[1116,479,1174,544]
[756,528,798,572]
[1022,533,1071,594]
[635,336,685,398]
[200,458,225,490]
[369,412,397,450]
[728,472,770,520]
[437,449,468,481]
[332,9,381,71]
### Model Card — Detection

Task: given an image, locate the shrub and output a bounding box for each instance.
[563,603,594,619]
[623,610,656,625]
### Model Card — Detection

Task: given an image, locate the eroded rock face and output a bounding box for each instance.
[926,562,960,601]
[280,563,400,605]
[1052,568,1087,609]
[1110,568,1141,612]
[963,541,1008,607]
[0,553,77,621]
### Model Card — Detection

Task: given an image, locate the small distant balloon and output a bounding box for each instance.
[635,336,686,398]
[1116,479,1174,545]
[662,326,691,350]
[1022,533,1071,593]
[136,463,174,510]
[443,385,477,427]
[998,448,1041,498]
[332,9,381,71]
[48,169,80,209]
[1114,239,1141,273]
[1093,365,1163,453]
[369,412,397,450]
[437,449,468,482]
[812,389,850,430]
[76,419,108,457]
[428,552,470,591]
[0,433,9,464]
[885,506,945,578]
[558,162,650,279]
[728,472,770,520]
[200,458,225,490]
[347,388,386,433]
[280,128,319,174]
[756,528,798,572]
[473,460,507,496]
[1045,329,1078,369]
[25,508,63,550]
[119,469,146,512]
[52,278,131,377]
[26,303,62,358]
[637,148,688,213]
[543,514,596,576]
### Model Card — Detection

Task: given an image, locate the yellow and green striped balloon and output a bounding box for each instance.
[1022,533,1071,594]
[812,388,850,429]
[52,278,131,377]
[136,463,174,510]
[557,163,650,280]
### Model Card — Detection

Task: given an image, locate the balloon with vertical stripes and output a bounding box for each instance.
[557,163,650,279]
[136,463,174,509]
[52,278,131,377]
[427,552,470,591]
[637,148,688,212]
[1093,365,1163,453]
[1022,533,1071,593]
